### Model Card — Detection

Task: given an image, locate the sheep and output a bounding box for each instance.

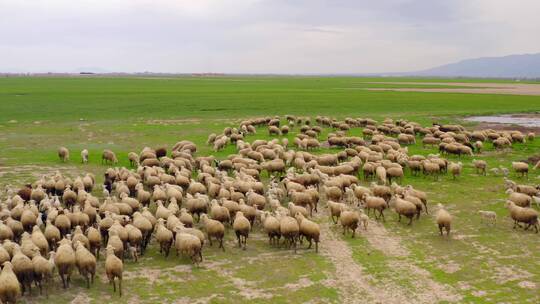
[339,209,360,237]
[31,225,49,256]
[533,196,540,209]
[81,149,89,164]
[74,241,96,288]
[200,214,225,251]
[389,195,417,225]
[261,212,281,246]
[279,215,300,252]
[507,189,532,207]
[42,220,60,251]
[155,219,173,257]
[511,162,529,178]
[386,166,404,184]
[295,213,320,252]
[361,194,387,221]
[11,246,33,295]
[473,141,483,153]
[478,210,497,225]
[505,200,539,233]
[327,201,346,224]
[0,261,21,304]
[87,226,102,260]
[376,166,387,185]
[55,239,76,289]
[30,249,54,297]
[105,245,123,296]
[58,147,69,162]
[448,162,462,179]
[233,211,251,250]
[472,159,487,175]
[102,149,118,165]
[359,209,369,230]
[174,227,203,265]
[435,204,452,236]
[404,186,428,214]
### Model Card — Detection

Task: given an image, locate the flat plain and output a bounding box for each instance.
[0,76,539,303]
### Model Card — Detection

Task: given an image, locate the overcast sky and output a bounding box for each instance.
[1,0,539,73]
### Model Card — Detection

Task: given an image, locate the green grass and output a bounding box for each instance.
[1,76,540,303]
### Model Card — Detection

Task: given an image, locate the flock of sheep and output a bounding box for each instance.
[0,115,539,303]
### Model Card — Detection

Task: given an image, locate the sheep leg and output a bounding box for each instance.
[380,209,385,222]
[408,216,413,226]
[438,224,443,235]
[398,214,402,222]
[220,238,225,251]
[307,238,313,249]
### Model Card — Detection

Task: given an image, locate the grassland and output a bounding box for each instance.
[1,76,540,303]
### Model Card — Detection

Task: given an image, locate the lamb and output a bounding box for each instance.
[0,261,21,304]
[174,227,203,265]
[58,147,70,162]
[30,249,54,297]
[472,159,487,175]
[233,211,251,250]
[200,214,225,251]
[358,209,369,230]
[511,161,529,178]
[339,208,360,237]
[55,239,76,288]
[449,162,462,179]
[435,204,452,236]
[478,210,497,225]
[75,241,96,288]
[295,213,320,252]
[81,149,89,164]
[105,245,123,296]
[102,149,118,165]
[505,200,539,233]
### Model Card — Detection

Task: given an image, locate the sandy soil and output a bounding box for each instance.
[361,82,540,96]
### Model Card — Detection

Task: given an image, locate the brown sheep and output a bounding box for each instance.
[295,213,320,252]
[0,261,21,304]
[105,245,123,296]
[233,211,251,250]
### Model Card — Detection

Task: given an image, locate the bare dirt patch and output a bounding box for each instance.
[360,82,540,96]
[360,220,410,257]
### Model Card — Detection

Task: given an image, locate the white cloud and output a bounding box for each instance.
[0,0,538,73]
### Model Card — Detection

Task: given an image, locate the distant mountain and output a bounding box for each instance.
[410,53,540,78]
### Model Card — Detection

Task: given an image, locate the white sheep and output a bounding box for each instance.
[81,149,89,164]
[478,210,497,225]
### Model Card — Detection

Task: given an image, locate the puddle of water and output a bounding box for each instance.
[464,114,540,127]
